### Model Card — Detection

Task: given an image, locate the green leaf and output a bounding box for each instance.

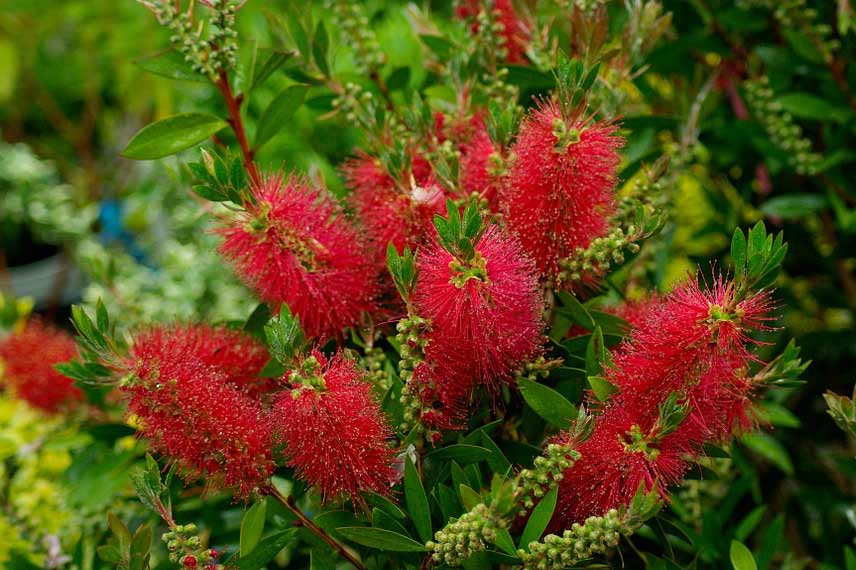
[96,545,122,564]
[730,540,758,570]
[556,292,596,330]
[776,93,852,123]
[519,486,558,549]
[107,513,131,555]
[243,303,271,339]
[135,49,206,82]
[425,444,492,464]
[240,500,267,556]
[236,530,296,570]
[759,194,826,220]
[588,375,618,402]
[252,49,295,91]
[336,527,426,552]
[585,326,610,377]
[731,227,747,280]
[122,113,227,160]
[756,515,784,570]
[129,524,152,570]
[255,85,308,149]
[845,546,856,570]
[492,528,517,557]
[404,457,432,543]
[741,433,794,476]
[312,21,329,77]
[459,485,481,511]
[518,379,576,428]
[372,508,410,536]
[735,506,766,541]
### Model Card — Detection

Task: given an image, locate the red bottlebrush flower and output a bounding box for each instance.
[272,351,398,506]
[219,175,379,341]
[605,275,773,443]
[0,320,82,413]
[343,153,445,264]
[502,101,622,279]
[460,124,503,210]
[552,403,691,528]
[125,325,276,498]
[456,0,530,64]
[126,323,272,398]
[413,226,544,395]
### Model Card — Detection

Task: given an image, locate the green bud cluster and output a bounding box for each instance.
[332,82,395,136]
[326,0,384,72]
[395,315,434,434]
[518,509,623,570]
[514,444,580,515]
[557,226,641,285]
[744,77,821,175]
[514,356,556,384]
[425,503,507,566]
[161,523,222,568]
[737,0,839,62]
[361,345,392,392]
[207,0,240,72]
[288,355,327,397]
[141,0,241,81]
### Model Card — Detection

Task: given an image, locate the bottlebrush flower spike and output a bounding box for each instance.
[460,123,504,210]
[606,274,773,442]
[127,323,272,398]
[219,174,379,341]
[343,153,445,264]
[502,101,622,280]
[413,207,544,395]
[456,0,531,64]
[0,320,82,413]
[272,351,398,506]
[551,402,691,528]
[124,325,276,498]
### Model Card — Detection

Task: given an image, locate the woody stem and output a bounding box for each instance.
[264,484,366,570]
[215,70,261,186]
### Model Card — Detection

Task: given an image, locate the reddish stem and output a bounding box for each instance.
[216,71,261,186]
[265,485,366,570]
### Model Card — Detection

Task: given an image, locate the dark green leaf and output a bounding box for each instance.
[518,379,576,428]
[240,500,267,556]
[236,530,297,570]
[518,487,558,549]
[425,444,492,464]
[255,85,309,148]
[336,527,426,552]
[134,50,205,82]
[122,113,227,160]
[312,22,329,77]
[404,457,432,543]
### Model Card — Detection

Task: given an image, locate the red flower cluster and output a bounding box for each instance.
[502,102,622,279]
[410,226,544,428]
[131,323,272,398]
[0,320,81,413]
[456,0,530,64]
[124,324,275,498]
[220,175,379,341]
[343,152,444,265]
[272,351,397,506]
[553,275,773,526]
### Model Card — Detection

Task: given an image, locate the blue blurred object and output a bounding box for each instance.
[98,199,149,265]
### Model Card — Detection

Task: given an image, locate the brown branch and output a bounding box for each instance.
[264,485,366,570]
[216,71,261,187]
